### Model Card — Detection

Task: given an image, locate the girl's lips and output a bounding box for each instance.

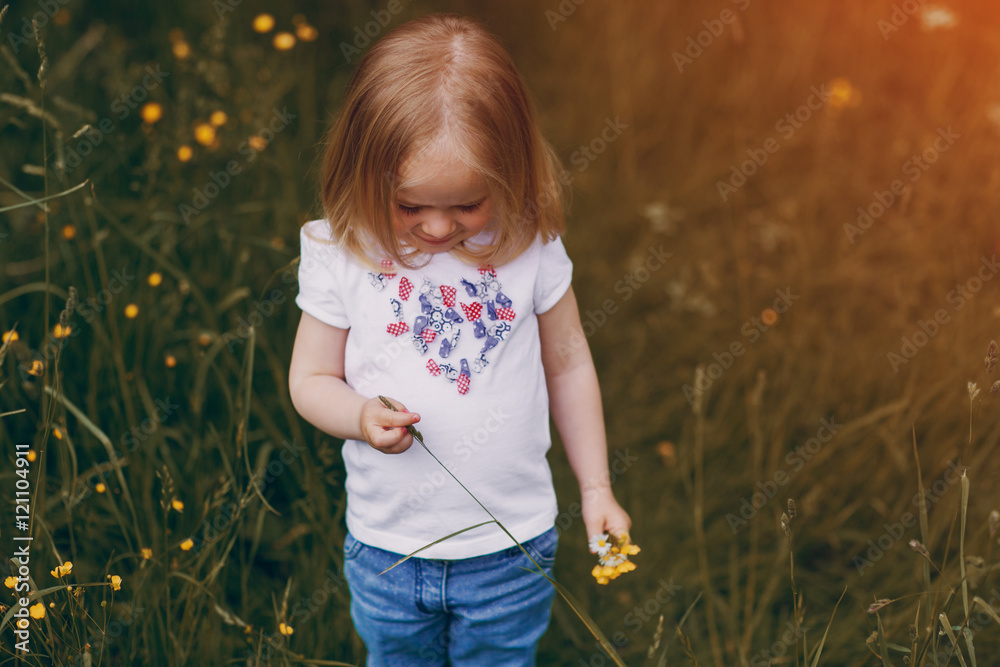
[417,234,456,246]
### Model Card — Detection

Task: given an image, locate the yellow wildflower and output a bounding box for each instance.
[253,13,275,33]
[4,576,16,589]
[194,123,216,146]
[148,272,163,287]
[29,602,45,619]
[590,533,640,584]
[296,24,318,42]
[273,32,296,50]
[108,575,122,591]
[171,498,184,512]
[51,561,73,578]
[279,622,294,636]
[177,145,193,162]
[141,103,163,125]
[95,482,106,493]
[124,304,139,319]
[2,330,18,343]
[179,538,194,551]
[141,548,153,560]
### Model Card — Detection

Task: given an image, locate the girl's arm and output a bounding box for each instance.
[288,311,420,453]
[538,286,632,548]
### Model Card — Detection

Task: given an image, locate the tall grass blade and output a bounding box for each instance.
[939,612,969,667]
[912,427,937,664]
[660,591,704,666]
[377,396,627,667]
[875,611,892,667]
[0,178,87,213]
[378,521,497,575]
[807,586,847,667]
[690,366,724,667]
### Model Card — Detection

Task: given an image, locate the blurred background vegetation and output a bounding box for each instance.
[2,0,1000,664]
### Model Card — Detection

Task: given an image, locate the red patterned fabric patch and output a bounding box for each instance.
[497,307,516,321]
[427,359,441,376]
[441,285,457,307]
[460,302,482,321]
[386,321,410,336]
[457,375,470,394]
[399,277,413,300]
[478,265,495,276]
[421,329,437,343]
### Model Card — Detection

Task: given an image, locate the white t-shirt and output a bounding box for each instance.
[295,219,573,559]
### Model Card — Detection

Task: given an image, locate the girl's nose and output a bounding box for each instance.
[421,214,454,238]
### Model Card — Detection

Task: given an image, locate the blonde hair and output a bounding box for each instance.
[313,12,569,271]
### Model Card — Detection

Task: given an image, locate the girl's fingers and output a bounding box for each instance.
[371,425,413,453]
[384,409,420,427]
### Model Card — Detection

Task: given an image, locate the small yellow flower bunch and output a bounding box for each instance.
[589,532,640,585]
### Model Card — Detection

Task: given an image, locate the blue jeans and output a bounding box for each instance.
[343,526,559,666]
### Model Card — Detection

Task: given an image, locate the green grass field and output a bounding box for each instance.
[2,0,1000,664]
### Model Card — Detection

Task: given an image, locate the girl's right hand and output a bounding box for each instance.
[359,396,421,454]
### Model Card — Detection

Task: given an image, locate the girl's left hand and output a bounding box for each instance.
[581,487,632,552]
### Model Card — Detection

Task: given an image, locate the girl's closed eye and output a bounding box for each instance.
[396,202,482,216]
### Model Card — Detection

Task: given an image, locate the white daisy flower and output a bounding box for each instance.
[588,533,611,556]
[599,551,627,568]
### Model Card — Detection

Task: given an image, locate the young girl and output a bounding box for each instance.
[288,12,631,665]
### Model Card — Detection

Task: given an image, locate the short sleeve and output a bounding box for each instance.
[533,234,574,314]
[294,222,351,329]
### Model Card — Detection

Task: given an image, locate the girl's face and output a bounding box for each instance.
[393,148,494,255]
